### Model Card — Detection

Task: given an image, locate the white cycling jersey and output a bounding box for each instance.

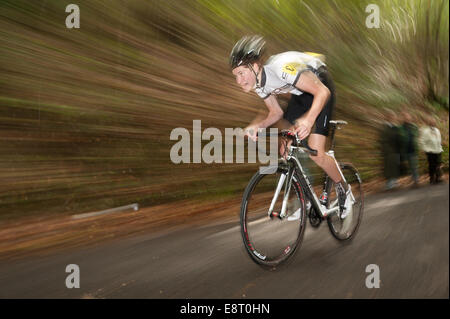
[255,51,326,99]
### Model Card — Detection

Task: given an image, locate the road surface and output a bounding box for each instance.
[0,183,448,299]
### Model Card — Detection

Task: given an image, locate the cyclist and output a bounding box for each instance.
[230,35,351,218]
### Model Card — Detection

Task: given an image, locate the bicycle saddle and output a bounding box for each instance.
[329,120,348,126]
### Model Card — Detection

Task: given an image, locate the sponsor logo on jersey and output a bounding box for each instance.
[281,62,304,76]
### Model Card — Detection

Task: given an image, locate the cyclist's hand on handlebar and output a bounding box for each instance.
[294,118,314,140]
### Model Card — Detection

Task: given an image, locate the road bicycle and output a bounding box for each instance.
[240,120,363,267]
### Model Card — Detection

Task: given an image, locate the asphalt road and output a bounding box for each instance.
[0,183,448,299]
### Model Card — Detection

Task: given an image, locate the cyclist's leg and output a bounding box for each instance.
[305,75,350,214]
[305,71,342,183]
[280,94,309,158]
[308,134,342,183]
[283,67,341,184]
[308,134,350,216]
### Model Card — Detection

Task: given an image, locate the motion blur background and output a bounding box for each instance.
[0,0,448,221]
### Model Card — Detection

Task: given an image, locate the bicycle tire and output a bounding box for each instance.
[326,163,364,241]
[240,167,307,267]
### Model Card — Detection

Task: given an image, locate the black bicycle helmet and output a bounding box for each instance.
[229,35,265,69]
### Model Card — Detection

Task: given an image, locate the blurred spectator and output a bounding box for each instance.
[380,109,402,190]
[418,116,443,184]
[399,110,419,186]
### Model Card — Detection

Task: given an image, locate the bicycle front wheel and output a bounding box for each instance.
[240,167,307,267]
[327,163,364,241]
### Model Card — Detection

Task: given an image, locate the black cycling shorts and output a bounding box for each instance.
[283,67,335,136]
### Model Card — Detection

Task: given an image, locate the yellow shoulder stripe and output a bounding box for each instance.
[304,52,325,63]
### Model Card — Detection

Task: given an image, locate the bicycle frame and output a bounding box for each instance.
[265,121,356,220]
[268,147,354,220]
[289,148,342,218]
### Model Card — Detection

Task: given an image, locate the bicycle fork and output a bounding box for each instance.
[267,168,294,219]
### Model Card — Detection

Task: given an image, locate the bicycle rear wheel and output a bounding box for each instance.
[327,163,364,241]
[240,166,307,267]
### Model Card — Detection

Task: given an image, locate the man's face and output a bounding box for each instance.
[232,65,256,93]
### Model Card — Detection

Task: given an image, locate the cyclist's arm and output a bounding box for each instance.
[258,95,284,128]
[295,71,330,126]
[244,95,283,140]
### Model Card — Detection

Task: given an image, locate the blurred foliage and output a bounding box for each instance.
[0,0,448,220]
